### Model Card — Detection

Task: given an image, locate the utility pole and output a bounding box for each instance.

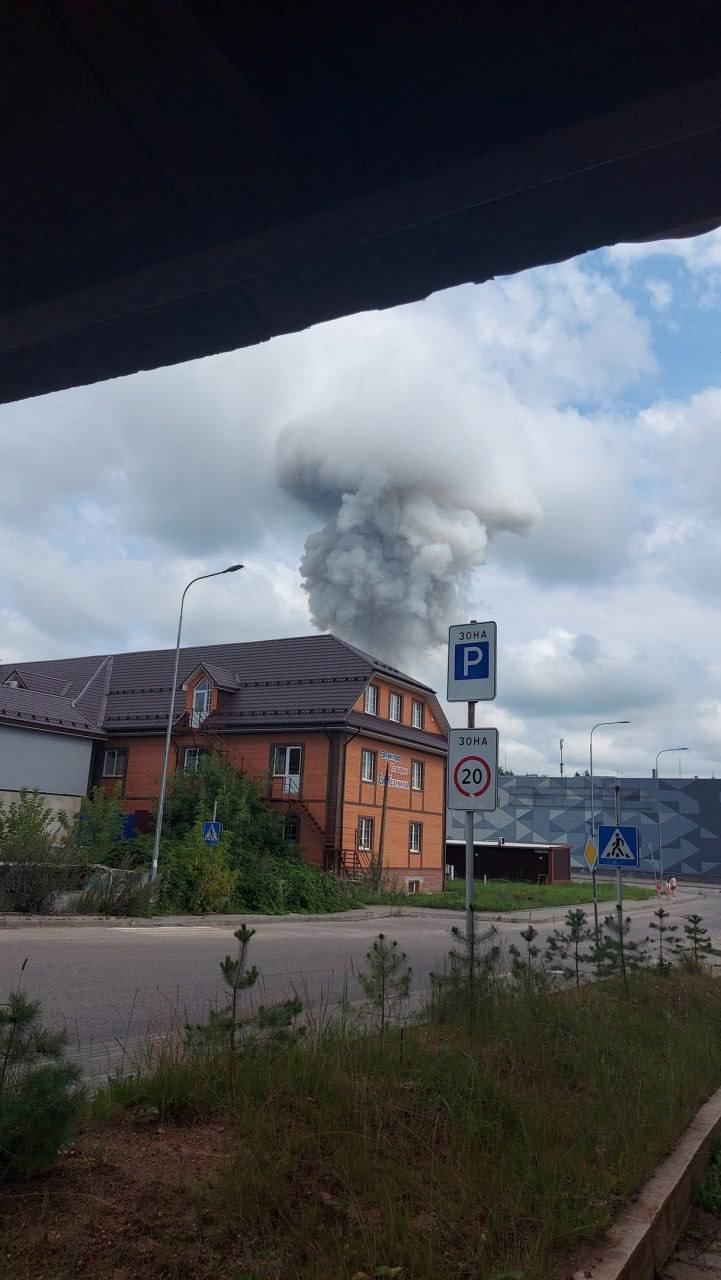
[559,738,564,778]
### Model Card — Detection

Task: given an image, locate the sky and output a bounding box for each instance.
[2,229,721,780]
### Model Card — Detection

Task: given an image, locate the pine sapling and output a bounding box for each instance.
[544,908,593,988]
[0,987,82,1179]
[185,924,303,1051]
[586,914,649,990]
[358,933,412,1033]
[509,924,542,989]
[672,913,713,972]
[649,906,678,973]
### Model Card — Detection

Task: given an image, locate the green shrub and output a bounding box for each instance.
[0,990,83,1180]
[58,785,125,863]
[0,789,77,912]
[158,826,236,913]
[232,850,358,914]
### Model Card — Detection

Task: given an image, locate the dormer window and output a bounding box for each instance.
[190,679,211,727]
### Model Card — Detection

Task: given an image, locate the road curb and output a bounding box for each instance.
[567,1085,721,1279]
[0,893,703,930]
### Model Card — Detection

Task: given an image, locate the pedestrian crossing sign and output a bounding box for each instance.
[583,837,598,872]
[202,820,223,844]
[598,825,639,868]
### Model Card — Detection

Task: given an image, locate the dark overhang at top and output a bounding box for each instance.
[4,2,721,406]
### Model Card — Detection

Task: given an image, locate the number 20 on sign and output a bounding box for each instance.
[447,728,499,811]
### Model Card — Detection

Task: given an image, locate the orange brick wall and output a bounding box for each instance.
[98,731,330,866]
[342,733,445,884]
[352,680,444,736]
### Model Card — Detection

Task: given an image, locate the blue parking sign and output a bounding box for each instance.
[447,622,497,701]
[454,641,489,681]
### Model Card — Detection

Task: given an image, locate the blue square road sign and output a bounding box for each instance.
[202,820,223,844]
[598,825,639,868]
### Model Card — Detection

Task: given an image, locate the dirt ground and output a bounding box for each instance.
[0,1117,248,1280]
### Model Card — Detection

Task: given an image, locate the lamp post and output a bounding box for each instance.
[589,719,630,944]
[655,747,688,890]
[150,564,243,881]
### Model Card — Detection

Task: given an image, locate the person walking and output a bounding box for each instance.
[668,875,678,899]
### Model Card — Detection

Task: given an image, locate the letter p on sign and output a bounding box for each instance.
[455,642,489,681]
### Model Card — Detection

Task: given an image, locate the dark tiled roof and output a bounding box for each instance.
[0,686,104,736]
[348,712,448,753]
[0,635,444,740]
[185,661,239,691]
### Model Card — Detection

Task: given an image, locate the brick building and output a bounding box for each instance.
[0,636,449,891]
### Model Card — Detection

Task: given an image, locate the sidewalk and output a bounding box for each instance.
[0,890,702,930]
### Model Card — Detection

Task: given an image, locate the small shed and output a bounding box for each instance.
[445,839,571,886]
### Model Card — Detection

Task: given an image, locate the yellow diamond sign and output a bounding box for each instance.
[584,838,598,872]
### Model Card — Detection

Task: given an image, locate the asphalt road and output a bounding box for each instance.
[2,888,720,1075]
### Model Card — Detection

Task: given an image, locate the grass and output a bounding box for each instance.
[359,876,656,912]
[3,967,721,1279]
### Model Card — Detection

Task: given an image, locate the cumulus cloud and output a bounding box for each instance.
[2,238,720,775]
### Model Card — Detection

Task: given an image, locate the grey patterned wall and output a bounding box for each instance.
[447,776,721,878]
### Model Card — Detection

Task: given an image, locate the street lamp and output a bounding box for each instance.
[589,720,630,944]
[150,564,243,881]
[655,747,688,889]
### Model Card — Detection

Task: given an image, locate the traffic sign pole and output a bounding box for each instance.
[465,700,475,947]
[614,784,624,945]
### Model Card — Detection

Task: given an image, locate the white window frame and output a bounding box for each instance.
[389,691,403,722]
[272,744,302,795]
[412,699,424,729]
[364,684,379,715]
[102,748,127,778]
[361,749,376,783]
[409,821,423,854]
[190,678,212,727]
[411,760,424,791]
[184,746,208,774]
[358,816,374,851]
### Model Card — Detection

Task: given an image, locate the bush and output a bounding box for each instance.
[0,990,83,1180]
[0,789,77,912]
[58,785,125,863]
[158,827,237,914]
[232,850,359,914]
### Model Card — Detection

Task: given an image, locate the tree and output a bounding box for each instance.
[649,906,678,973]
[163,752,288,859]
[509,924,543,989]
[672,914,712,972]
[185,925,302,1052]
[0,984,83,1179]
[545,909,594,988]
[358,934,412,1033]
[587,914,649,990]
[58,785,125,864]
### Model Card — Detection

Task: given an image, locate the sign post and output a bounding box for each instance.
[446,617,499,949]
[598,787,639,978]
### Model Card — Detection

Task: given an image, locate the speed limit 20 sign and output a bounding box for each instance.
[447,728,499,811]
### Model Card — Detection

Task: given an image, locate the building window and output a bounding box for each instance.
[407,879,421,894]
[190,679,212,727]
[361,749,376,783]
[284,814,300,843]
[389,692,403,722]
[412,699,424,729]
[358,816,374,851]
[364,684,379,715]
[184,746,208,773]
[409,821,423,854]
[411,760,424,791]
[102,748,127,778]
[272,744,302,794]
